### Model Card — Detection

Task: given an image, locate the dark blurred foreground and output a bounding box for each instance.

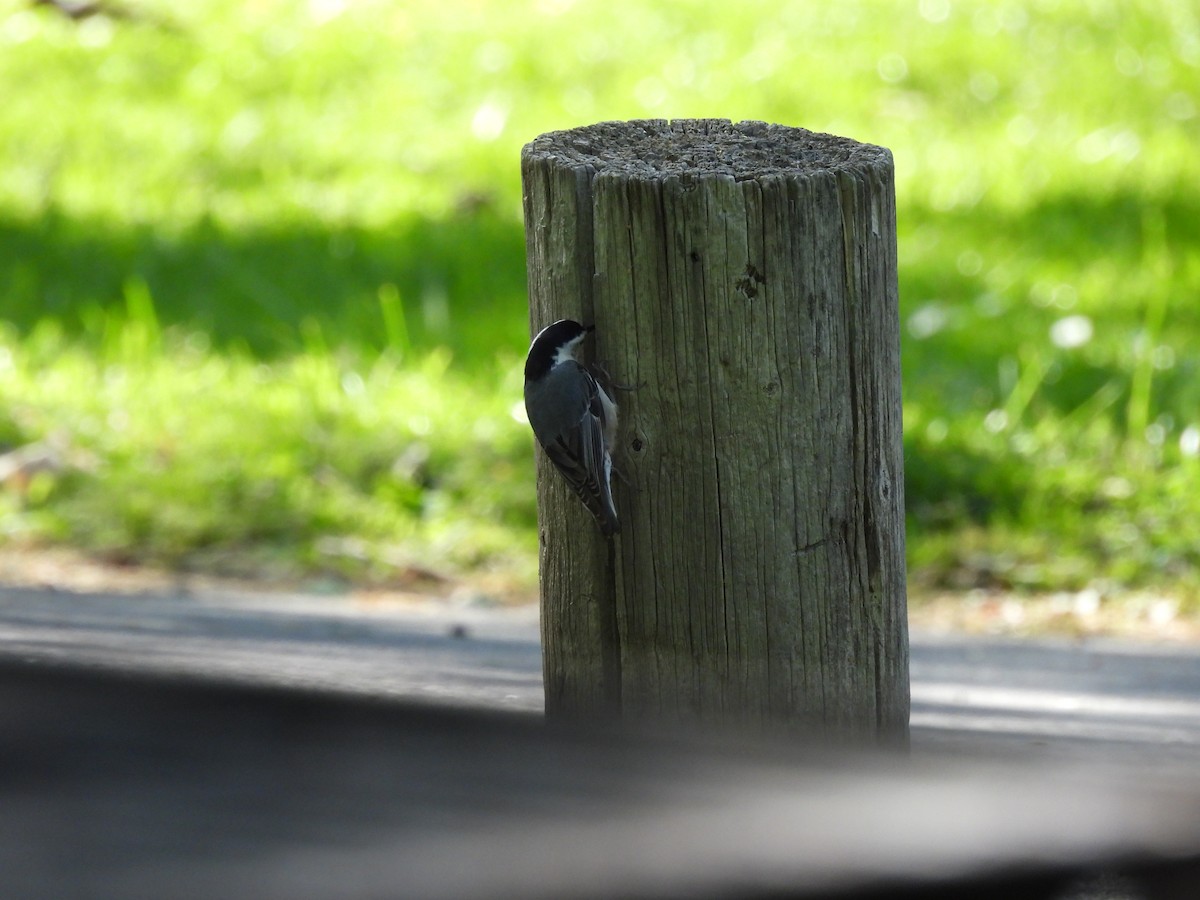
[2,587,1200,899]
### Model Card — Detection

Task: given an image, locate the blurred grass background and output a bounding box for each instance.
[1,0,1197,607]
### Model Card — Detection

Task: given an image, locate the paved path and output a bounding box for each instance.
[2,584,1199,767]
[4,584,1200,899]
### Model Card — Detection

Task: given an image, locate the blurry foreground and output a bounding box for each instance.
[3,585,1200,897]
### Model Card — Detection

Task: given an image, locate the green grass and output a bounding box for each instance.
[1,0,1198,603]
[0,319,537,587]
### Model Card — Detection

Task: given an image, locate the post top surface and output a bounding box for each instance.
[523,119,891,181]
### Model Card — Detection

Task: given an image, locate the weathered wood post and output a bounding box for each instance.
[522,119,908,742]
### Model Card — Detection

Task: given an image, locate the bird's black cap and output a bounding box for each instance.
[524,319,591,381]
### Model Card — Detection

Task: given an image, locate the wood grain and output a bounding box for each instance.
[523,120,907,740]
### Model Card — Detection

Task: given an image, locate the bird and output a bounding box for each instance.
[523,319,620,537]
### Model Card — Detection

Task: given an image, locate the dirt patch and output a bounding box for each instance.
[1,547,1196,642]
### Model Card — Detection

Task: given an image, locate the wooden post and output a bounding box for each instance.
[522,119,908,742]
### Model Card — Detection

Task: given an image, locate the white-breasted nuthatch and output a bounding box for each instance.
[523,319,620,536]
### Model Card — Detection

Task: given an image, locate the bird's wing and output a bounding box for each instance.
[542,368,619,535]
